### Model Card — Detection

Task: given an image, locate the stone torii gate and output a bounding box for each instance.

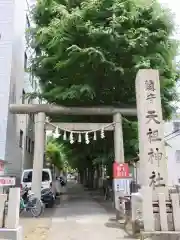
[9,69,168,198]
[9,104,136,199]
[9,69,168,222]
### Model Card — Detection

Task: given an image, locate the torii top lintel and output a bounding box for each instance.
[9,104,137,116]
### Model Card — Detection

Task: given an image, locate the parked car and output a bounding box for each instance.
[67,174,75,180]
[21,168,58,198]
[41,187,55,208]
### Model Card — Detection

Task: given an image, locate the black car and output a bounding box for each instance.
[41,188,55,208]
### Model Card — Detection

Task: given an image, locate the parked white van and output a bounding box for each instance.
[21,168,57,195]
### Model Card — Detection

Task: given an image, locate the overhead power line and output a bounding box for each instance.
[165,131,180,141]
[164,129,179,139]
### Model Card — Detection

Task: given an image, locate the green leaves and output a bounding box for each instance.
[31,0,179,170]
[44,84,94,100]
[46,139,64,170]
[46,136,74,170]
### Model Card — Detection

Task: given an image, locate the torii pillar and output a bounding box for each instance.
[31,112,46,199]
[113,113,124,163]
[113,113,125,219]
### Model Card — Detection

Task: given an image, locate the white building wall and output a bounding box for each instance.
[5,0,27,178]
[0,0,15,171]
[0,0,37,182]
[21,73,36,171]
[164,119,180,186]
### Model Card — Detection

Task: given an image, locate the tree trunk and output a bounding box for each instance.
[83,168,88,187]
[78,169,84,184]
[107,163,113,179]
[87,166,94,189]
[94,164,100,189]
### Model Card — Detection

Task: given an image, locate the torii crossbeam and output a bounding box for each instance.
[9,104,136,200]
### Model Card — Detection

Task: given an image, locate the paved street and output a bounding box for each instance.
[48,182,128,240]
[20,182,133,239]
[20,205,55,240]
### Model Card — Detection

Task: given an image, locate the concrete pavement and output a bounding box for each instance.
[20,205,55,239]
[48,181,130,240]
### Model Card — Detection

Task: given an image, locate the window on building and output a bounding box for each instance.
[26,136,28,151]
[25,15,30,42]
[28,97,32,104]
[11,83,16,103]
[26,14,30,28]
[31,75,35,89]
[19,130,23,148]
[28,138,31,153]
[24,52,27,70]
[30,113,35,122]
[22,89,26,104]
[31,141,34,154]
[34,80,37,91]
[175,150,180,163]
[173,122,180,132]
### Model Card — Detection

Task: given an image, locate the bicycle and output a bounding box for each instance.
[104,186,113,200]
[119,196,143,237]
[5,186,44,217]
[19,186,44,217]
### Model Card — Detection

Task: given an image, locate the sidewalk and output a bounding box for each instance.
[48,181,132,240]
[88,188,116,214]
[20,206,54,239]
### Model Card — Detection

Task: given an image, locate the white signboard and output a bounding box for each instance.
[114,178,132,195]
[0,177,15,186]
[136,69,168,186]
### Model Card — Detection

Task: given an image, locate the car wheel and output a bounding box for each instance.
[47,200,55,208]
[55,192,60,199]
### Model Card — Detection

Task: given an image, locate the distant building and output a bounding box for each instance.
[164,114,180,186]
[0,0,39,182]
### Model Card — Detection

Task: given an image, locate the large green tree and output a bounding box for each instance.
[30,0,179,179]
[46,136,64,170]
[46,136,73,170]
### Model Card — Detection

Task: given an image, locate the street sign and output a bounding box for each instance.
[113,178,132,195]
[0,177,15,186]
[113,162,130,178]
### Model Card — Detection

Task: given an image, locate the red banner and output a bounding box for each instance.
[113,162,130,178]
